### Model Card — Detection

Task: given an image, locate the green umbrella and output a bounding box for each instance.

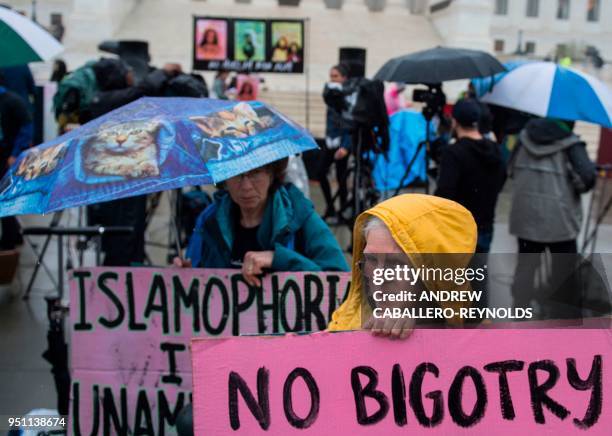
[0,7,63,67]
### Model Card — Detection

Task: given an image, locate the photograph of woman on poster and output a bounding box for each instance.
[200,29,220,57]
[234,21,265,61]
[195,19,227,61]
[271,21,303,66]
[242,33,256,60]
[288,42,302,63]
[271,36,289,62]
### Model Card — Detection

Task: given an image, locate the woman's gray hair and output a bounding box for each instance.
[362,216,387,239]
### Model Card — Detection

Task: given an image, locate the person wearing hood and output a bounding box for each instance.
[328,194,477,338]
[435,99,506,253]
[176,158,349,285]
[509,118,596,315]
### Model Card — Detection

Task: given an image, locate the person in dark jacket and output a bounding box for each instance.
[319,64,351,221]
[176,158,349,285]
[509,118,596,249]
[0,65,35,114]
[79,59,182,122]
[509,118,596,317]
[173,159,348,436]
[0,83,33,249]
[80,60,184,266]
[435,99,506,253]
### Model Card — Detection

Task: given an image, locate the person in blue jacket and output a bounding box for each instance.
[175,157,348,285]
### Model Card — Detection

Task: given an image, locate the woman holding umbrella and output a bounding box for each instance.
[174,157,349,284]
[173,157,348,436]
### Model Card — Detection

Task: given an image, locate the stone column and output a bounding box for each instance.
[427,0,493,51]
[66,0,137,43]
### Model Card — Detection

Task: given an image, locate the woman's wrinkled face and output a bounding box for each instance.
[362,224,408,303]
[364,225,402,254]
[225,167,272,212]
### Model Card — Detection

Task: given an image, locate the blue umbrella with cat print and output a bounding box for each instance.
[0,97,318,217]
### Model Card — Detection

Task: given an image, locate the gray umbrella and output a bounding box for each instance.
[374,46,506,84]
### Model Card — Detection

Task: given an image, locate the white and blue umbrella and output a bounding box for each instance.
[480,61,612,128]
[470,59,528,98]
[0,7,63,67]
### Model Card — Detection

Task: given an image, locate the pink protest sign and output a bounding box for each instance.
[69,267,350,435]
[192,329,612,435]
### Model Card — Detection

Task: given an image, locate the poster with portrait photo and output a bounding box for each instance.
[195,19,228,61]
[271,21,303,63]
[192,16,305,74]
[234,20,266,62]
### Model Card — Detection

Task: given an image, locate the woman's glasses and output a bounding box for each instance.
[230,168,269,184]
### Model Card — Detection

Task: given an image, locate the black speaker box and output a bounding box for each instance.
[339,47,366,78]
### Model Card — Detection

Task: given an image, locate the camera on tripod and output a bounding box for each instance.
[323,78,389,155]
[412,84,446,121]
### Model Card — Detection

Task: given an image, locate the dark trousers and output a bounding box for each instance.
[518,238,577,254]
[101,195,147,266]
[0,216,22,249]
[512,238,580,319]
[0,163,22,250]
[316,147,348,215]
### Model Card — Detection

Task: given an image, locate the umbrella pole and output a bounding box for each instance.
[583,172,611,254]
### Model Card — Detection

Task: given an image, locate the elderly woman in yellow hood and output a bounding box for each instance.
[328,194,477,338]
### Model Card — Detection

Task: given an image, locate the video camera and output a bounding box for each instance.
[413,84,446,121]
[323,78,389,154]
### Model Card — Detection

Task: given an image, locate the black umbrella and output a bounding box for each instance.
[374,46,505,84]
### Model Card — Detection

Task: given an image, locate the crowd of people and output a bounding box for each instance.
[0,48,607,436]
[1,3,610,433]
[0,55,601,322]
[315,60,599,327]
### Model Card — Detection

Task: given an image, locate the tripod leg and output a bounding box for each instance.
[354,128,363,219]
[585,177,611,254]
[23,233,56,300]
[425,118,431,195]
[23,211,64,299]
[168,191,182,259]
[393,141,426,198]
[57,234,64,300]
